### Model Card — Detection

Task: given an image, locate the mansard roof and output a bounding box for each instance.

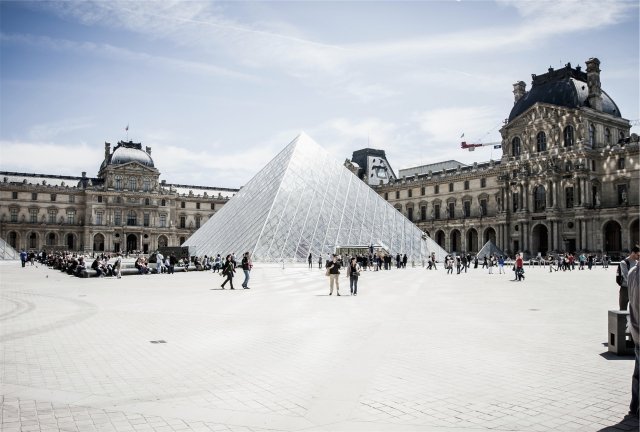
[508,63,621,122]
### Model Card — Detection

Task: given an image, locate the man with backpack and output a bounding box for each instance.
[618,246,640,310]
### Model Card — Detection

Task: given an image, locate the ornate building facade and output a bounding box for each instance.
[0,141,238,254]
[370,58,639,258]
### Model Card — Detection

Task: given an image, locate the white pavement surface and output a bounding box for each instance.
[0,261,637,432]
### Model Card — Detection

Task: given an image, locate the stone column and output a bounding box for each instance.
[524,222,530,252]
[581,220,587,251]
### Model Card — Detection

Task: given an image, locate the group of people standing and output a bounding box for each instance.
[324,254,360,296]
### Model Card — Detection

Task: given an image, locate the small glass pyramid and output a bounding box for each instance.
[184,133,447,262]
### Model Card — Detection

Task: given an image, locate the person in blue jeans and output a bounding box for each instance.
[347,257,360,296]
[241,252,252,289]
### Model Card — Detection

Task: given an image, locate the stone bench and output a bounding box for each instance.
[80,265,200,278]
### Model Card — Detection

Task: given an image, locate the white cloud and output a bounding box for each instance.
[0,32,258,82]
[26,0,634,104]
[27,117,95,141]
[0,140,102,175]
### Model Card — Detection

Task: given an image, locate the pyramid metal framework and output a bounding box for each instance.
[184,133,447,262]
[0,237,19,260]
[475,240,506,259]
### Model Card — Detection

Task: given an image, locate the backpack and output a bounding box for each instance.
[616,258,630,286]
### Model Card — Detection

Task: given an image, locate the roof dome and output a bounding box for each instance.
[508,64,621,122]
[101,141,155,170]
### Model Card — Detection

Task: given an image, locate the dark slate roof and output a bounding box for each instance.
[508,65,621,122]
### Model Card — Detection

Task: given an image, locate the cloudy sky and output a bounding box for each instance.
[1,0,638,188]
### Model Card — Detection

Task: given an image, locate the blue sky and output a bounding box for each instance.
[1,0,638,188]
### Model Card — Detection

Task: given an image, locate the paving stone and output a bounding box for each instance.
[0,261,635,431]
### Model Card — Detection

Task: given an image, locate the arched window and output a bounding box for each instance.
[115,175,122,190]
[511,137,521,156]
[144,198,150,206]
[534,186,546,212]
[536,131,546,152]
[161,199,166,206]
[143,178,151,192]
[588,123,595,147]
[129,177,136,191]
[604,128,611,145]
[564,125,574,147]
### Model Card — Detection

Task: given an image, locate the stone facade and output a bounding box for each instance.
[372,58,639,258]
[0,141,238,254]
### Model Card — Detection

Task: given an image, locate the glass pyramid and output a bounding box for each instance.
[184,133,448,263]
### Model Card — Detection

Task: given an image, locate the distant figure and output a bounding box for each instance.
[498,256,505,274]
[318,255,322,269]
[20,250,27,268]
[221,254,236,289]
[156,251,164,274]
[347,257,361,296]
[326,255,341,296]
[402,254,408,268]
[114,253,122,279]
[241,252,252,289]
[308,253,313,269]
[514,253,524,281]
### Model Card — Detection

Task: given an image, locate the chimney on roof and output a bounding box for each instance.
[513,81,526,104]
[585,57,603,111]
[81,171,86,178]
[145,146,151,155]
[104,142,110,160]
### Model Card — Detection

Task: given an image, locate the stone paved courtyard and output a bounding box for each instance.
[1,260,638,432]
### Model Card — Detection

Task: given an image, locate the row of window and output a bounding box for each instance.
[8,208,208,229]
[386,179,487,200]
[9,208,76,224]
[9,192,218,210]
[10,192,76,202]
[511,125,627,156]
[401,199,490,222]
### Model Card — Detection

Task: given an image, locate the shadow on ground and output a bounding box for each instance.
[597,415,639,431]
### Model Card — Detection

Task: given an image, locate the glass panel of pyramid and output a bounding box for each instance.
[184,133,448,262]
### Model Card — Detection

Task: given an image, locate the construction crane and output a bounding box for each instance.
[460,141,502,151]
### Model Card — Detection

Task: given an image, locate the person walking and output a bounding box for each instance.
[326,255,341,296]
[347,256,360,296]
[20,250,27,268]
[514,253,524,281]
[318,255,322,269]
[498,256,505,274]
[241,252,252,289]
[221,254,236,289]
[308,253,313,269]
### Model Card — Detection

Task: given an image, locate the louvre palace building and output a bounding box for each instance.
[0,141,238,254]
[362,58,639,259]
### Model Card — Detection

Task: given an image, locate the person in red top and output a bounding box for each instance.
[514,253,525,281]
